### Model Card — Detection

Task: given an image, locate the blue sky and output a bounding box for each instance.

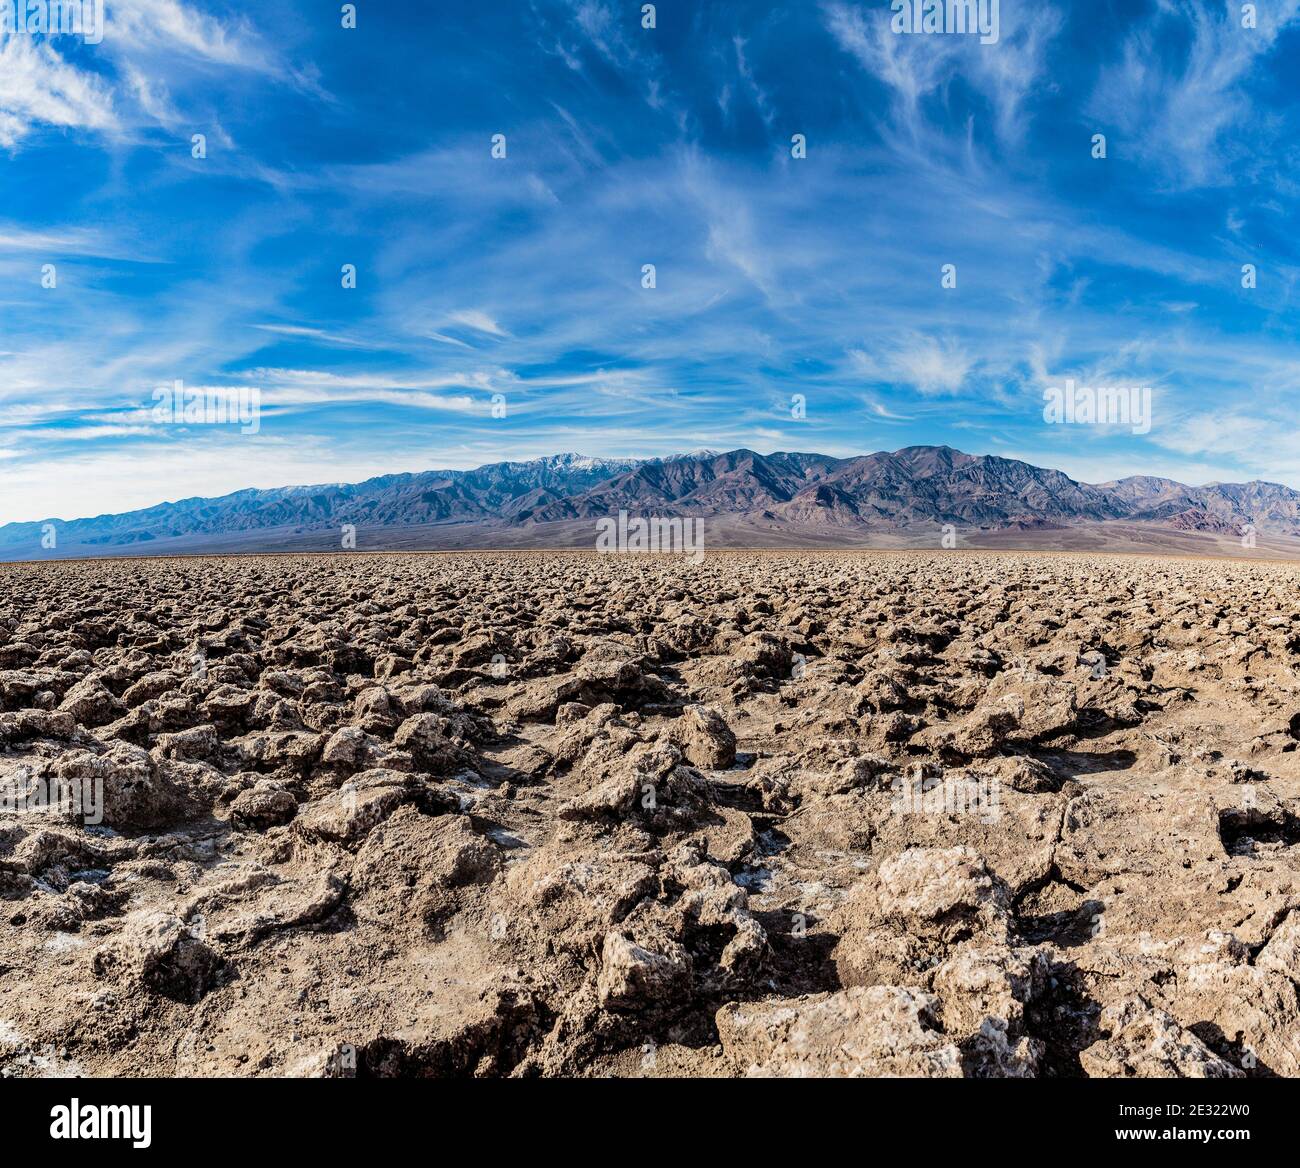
[2,0,1300,524]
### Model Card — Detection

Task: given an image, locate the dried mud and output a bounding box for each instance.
[2,549,1299,1079]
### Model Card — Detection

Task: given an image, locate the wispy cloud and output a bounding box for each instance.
[822,0,1062,148]
[850,336,974,396]
[446,310,510,338]
[1088,0,1300,189]
[0,32,116,147]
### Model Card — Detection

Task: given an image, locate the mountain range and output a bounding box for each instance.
[5,446,1300,560]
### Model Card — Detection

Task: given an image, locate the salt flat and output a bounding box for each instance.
[2,550,1298,1077]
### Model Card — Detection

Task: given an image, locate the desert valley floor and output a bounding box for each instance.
[2,549,1299,1078]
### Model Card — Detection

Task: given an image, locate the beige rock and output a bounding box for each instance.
[716,986,963,1078]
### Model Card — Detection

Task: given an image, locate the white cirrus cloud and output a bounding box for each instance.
[851,335,974,395]
[0,31,116,148]
[1088,0,1300,189]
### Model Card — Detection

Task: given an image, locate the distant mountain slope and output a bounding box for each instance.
[0,453,642,553]
[4,446,1299,560]
[801,446,1128,528]
[1098,474,1300,535]
[520,450,843,522]
[521,446,1130,529]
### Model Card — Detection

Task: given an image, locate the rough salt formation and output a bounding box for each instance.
[1,549,1298,1078]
